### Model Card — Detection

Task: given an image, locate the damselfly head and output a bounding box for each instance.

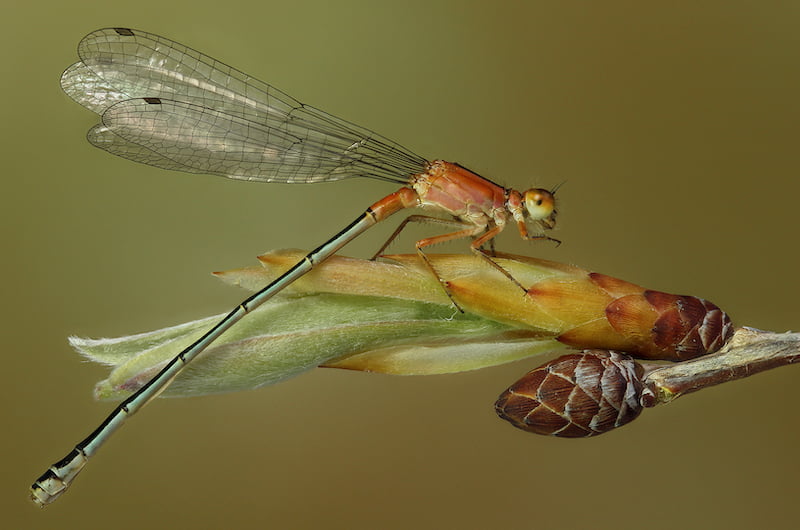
[523,188,557,229]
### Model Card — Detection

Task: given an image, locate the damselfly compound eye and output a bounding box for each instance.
[523,188,556,224]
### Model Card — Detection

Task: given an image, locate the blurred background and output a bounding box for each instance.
[4,1,799,528]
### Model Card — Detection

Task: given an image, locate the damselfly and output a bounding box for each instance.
[32,27,559,505]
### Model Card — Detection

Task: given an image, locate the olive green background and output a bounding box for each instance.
[4,1,799,528]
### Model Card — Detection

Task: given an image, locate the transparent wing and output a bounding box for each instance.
[98,97,389,183]
[61,27,428,183]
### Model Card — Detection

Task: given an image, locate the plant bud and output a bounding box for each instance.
[495,350,645,437]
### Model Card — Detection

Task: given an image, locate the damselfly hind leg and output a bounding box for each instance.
[368,215,465,260]
[371,215,481,311]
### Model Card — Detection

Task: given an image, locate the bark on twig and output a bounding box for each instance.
[640,327,800,407]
